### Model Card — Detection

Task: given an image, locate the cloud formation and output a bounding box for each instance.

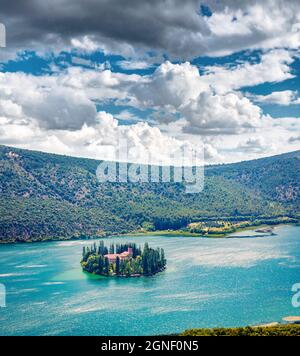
[132,59,269,135]
[237,136,273,154]
[289,136,300,144]
[0,70,207,165]
[133,61,207,110]
[203,0,300,54]
[1,0,300,60]
[0,51,298,164]
[181,92,263,135]
[251,91,300,106]
[0,1,299,164]
[202,50,295,94]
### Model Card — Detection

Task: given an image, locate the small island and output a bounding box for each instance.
[81,241,166,277]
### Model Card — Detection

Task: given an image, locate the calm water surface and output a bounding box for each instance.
[0,225,299,335]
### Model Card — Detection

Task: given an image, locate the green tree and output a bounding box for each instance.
[116,256,120,275]
[104,257,110,275]
[109,244,115,254]
[98,255,104,274]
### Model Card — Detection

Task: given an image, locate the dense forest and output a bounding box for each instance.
[81,241,166,277]
[0,145,299,242]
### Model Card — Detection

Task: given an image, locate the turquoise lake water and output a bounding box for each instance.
[0,225,299,336]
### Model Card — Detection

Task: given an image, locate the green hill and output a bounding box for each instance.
[0,145,299,242]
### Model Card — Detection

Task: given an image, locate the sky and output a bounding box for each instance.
[0,0,299,165]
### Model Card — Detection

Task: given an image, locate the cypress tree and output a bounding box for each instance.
[104,257,110,275]
[116,256,120,275]
[109,244,115,254]
[98,255,104,274]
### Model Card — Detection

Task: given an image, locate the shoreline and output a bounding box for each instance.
[123,222,297,239]
[0,221,298,245]
[82,267,167,279]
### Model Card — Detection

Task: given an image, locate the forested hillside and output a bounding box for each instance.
[0,145,299,242]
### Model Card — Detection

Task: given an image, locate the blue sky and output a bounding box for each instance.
[0,0,299,164]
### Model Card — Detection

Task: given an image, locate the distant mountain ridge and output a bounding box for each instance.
[0,145,299,242]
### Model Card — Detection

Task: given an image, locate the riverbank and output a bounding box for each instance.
[127,221,298,239]
[0,218,298,244]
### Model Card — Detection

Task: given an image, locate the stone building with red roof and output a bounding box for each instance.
[104,248,133,263]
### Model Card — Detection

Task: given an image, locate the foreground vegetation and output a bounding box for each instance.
[0,145,299,242]
[81,241,166,277]
[181,325,300,336]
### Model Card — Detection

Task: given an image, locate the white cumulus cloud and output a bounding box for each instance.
[250,90,300,106]
[181,92,263,135]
